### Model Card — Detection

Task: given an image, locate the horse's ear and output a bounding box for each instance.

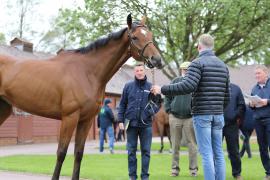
[141,16,147,25]
[127,13,132,29]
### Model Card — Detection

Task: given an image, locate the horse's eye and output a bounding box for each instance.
[132,36,138,40]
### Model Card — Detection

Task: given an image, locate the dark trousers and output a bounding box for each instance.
[240,129,253,158]
[223,123,242,177]
[127,126,152,180]
[255,119,270,175]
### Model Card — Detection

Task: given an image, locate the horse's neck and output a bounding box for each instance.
[84,31,130,83]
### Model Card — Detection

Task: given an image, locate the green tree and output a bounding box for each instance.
[35,25,71,53]
[55,0,270,79]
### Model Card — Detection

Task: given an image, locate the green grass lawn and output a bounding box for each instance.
[0,154,264,180]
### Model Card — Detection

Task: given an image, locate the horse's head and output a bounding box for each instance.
[127,14,163,69]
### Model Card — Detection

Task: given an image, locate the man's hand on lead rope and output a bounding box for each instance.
[150,85,161,95]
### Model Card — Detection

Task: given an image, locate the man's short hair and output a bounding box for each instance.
[198,34,214,49]
[135,63,144,67]
[255,64,269,74]
[180,61,191,69]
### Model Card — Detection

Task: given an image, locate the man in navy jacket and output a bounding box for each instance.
[118,64,160,180]
[250,65,270,180]
[223,83,245,180]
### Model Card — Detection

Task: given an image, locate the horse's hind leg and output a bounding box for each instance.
[0,99,12,126]
[72,119,93,180]
[158,123,164,153]
[52,111,79,180]
[166,125,172,152]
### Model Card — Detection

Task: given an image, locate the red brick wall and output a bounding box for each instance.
[0,116,18,138]
[0,95,160,146]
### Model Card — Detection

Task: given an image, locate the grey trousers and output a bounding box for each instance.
[169,114,198,172]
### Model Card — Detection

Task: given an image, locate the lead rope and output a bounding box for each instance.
[141,68,157,125]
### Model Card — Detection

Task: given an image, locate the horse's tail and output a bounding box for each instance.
[0,98,12,126]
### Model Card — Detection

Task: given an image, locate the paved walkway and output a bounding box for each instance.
[0,140,100,157]
[0,171,71,180]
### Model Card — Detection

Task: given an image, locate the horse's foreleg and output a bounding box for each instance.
[0,99,12,126]
[52,111,79,180]
[72,119,93,180]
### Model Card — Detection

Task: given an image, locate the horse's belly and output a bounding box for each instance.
[13,100,61,119]
[2,89,62,120]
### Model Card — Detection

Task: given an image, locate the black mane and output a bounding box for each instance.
[74,28,128,54]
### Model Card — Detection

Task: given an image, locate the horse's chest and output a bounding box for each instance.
[79,89,104,114]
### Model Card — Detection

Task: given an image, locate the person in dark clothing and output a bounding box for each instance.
[249,65,270,180]
[113,107,125,142]
[97,98,115,154]
[240,105,255,158]
[118,64,161,180]
[151,34,230,180]
[223,83,245,180]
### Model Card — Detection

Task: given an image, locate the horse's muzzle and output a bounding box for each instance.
[151,55,163,69]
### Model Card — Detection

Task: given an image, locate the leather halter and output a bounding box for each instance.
[128,25,154,68]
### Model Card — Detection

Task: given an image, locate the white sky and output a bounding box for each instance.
[0,0,84,44]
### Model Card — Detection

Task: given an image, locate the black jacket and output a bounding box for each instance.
[97,104,115,129]
[224,83,245,125]
[161,50,230,115]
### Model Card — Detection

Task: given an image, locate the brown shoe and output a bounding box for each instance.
[170,172,179,177]
[190,168,198,177]
[170,169,179,177]
[234,175,243,180]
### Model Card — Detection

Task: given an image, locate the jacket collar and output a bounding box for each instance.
[135,76,147,87]
[198,50,215,57]
[256,78,270,88]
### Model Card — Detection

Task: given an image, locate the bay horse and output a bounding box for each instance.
[0,14,162,180]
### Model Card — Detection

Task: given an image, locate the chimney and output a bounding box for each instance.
[10,37,33,53]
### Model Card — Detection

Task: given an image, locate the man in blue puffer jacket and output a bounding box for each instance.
[118,64,161,180]
[97,98,115,154]
[151,34,230,180]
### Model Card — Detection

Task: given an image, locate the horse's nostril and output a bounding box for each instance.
[151,56,163,69]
